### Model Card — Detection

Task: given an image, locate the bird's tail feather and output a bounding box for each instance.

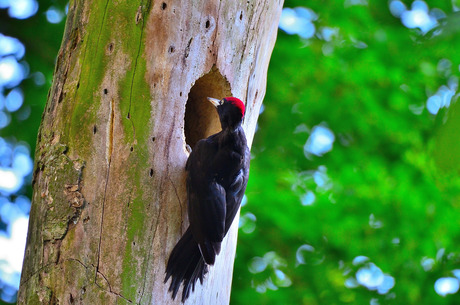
[198,240,221,265]
[165,227,208,302]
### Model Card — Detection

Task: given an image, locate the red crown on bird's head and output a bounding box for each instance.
[224,97,245,117]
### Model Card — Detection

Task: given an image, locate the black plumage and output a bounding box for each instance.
[164,97,250,302]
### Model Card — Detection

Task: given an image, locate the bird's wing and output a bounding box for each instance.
[186,138,226,264]
[224,146,250,232]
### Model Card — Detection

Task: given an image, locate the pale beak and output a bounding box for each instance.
[207,97,221,108]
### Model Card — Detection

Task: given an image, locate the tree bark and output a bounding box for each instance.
[18,0,283,304]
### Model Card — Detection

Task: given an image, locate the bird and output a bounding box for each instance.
[164,96,250,302]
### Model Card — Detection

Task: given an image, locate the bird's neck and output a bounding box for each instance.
[222,124,242,135]
[219,125,246,147]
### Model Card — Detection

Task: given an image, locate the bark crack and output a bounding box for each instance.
[19,263,54,286]
[96,270,133,303]
[96,270,112,292]
[127,0,151,141]
[95,98,115,281]
[67,257,90,270]
[93,0,116,290]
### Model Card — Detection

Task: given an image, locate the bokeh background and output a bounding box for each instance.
[1,0,460,304]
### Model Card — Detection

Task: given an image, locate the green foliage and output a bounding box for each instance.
[233,1,460,304]
[0,0,67,152]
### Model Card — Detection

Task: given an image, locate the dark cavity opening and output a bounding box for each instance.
[161,2,167,10]
[184,66,232,149]
[205,20,210,28]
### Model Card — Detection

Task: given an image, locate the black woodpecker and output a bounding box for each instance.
[164,97,250,302]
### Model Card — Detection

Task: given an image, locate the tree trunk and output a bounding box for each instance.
[18,0,282,304]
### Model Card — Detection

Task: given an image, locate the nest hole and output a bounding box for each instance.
[184,66,232,149]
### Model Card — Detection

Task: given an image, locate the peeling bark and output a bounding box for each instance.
[18,1,283,304]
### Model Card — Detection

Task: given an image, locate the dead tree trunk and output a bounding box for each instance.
[18,0,283,304]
